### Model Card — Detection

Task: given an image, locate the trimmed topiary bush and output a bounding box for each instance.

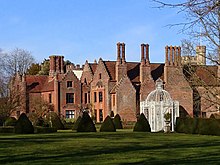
[113,114,123,129]
[100,115,116,132]
[15,113,34,134]
[133,113,151,132]
[45,112,64,130]
[4,117,17,126]
[72,116,82,130]
[77,112,96,132]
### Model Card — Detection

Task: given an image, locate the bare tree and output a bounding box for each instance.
[153,0,220,117]
[0,47,35,124]
[153,0,220,64]
[2,48,35,76]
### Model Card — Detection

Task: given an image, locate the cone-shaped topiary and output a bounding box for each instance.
[15,113,34,134]
[77,112,96,132]
[133,113,151,132]
[100,115,116,132]
[45,112,64,130]
[72,116,82,130]
[113,114,123,129]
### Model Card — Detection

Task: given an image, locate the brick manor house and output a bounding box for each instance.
[11,43,220,122]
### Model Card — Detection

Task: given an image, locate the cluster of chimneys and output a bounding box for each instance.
[165,46,182,66]
[49,43,208,76]
[117,42,126,64]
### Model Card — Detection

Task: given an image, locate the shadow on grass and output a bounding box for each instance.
[1,132,220,164]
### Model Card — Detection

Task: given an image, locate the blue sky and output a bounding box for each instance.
[0,0,186,65]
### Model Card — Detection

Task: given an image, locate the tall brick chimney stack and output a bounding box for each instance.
[122,43,126,64]
[116,42,127,82]
[49,55,64,77]
[165,46,181,67]
[141,44,145,64]
[145,44,150,65]
[140,43,152,83]
[117,42,121,63]
[140,43,154,101]
[164,45,182,83]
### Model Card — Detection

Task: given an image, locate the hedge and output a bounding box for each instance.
[0,126,15,133]
[34,126,57,134]
[175,117,220,136]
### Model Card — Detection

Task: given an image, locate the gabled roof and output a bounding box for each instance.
[127,62,140,83]
[190,65,219,86]
[26,75,48,92]
[103,61,116,80]
[150,63,164,81]
[89,63,98,74]
[41,79,54,92]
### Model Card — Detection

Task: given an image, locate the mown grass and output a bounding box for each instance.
[0,130,220,165]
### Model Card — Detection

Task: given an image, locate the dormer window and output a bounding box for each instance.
[67,81,72,88]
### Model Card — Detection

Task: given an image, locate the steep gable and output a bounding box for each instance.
[92,58,111,85]
[81,61,95,84]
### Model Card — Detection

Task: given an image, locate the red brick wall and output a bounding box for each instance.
[59,71,81,118]
[116,75,137,121]
[90,59,110,122]
[165,66,193,117]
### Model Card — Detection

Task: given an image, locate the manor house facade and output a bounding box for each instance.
[11,43,220,122]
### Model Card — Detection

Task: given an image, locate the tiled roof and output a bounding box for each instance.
[127,62,140,83]
[89,63,98,74]
[103,61,116,80]
[26,75,54,92]
[41,79,54,92]
[150,63,164,81]
[191,65,219,86]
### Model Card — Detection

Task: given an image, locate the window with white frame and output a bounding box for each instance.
[66,110,75,119]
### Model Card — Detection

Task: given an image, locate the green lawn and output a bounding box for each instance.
[1,130,220,165]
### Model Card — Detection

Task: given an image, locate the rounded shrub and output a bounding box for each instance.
[72,116,82,130]
[77,112,96,132]
[15,113,34,134]
[100,115,116,132]
[45,112,64,130]
[133,113,151,132]
[4,117,17,126]
[113,114,123,129]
